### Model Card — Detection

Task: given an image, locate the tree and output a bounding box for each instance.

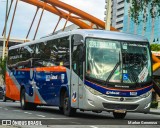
[0,57,7,82]
[150,44,160,51]
[127,0,160,24]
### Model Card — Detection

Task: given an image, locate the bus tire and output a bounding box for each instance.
[20,89,30,110]
[59,107,63,113]
[113,112,126,119]
[30,103,37,110]
[63,91,76,116]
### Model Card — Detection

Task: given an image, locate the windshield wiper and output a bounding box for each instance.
[106,52,121,84]
[106,61,120,84]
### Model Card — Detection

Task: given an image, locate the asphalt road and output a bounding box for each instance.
[0,100,160,128]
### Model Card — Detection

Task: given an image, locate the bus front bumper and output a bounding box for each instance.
[81,87,152,113]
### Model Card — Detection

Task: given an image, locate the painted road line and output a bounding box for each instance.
[26,112,32,114]
[90,126,98,128]
[24,112,32,114]
[70,121,81,125]
[12,110,21,112]
[4,108,8,110]
[36,115,46,118]
[37,118,75,119]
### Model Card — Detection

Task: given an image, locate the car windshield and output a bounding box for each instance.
[86,38,152,84]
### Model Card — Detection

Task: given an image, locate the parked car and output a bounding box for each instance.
[0,86,15,102]
[0,86,3,99]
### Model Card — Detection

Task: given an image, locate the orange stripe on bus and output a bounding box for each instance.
[17,66,66,72]
[36,66,66,72]
[5,72,20,101]
[34,92,41,104]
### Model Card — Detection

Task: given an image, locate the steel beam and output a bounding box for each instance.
[20,0,93,29]
[26,7,39,39]
[2,0,9,59]
[53,17,61,34]
[6,0,18,48]
[45,0,117,31]
[33,4,45,40]
[63,12,71,31]
[2,0,13,36]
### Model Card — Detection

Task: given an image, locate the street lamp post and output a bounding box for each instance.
[105,0,112,30]
[2,0,8,59]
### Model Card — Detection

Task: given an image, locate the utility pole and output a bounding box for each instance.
[2,0,8,59]
[105,0,112,30]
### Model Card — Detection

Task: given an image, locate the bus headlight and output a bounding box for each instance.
[85,86,102,95]
[140,91,151,98]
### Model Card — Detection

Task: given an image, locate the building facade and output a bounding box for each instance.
[105,0,160,43]
[105,0,125,31]
[122,0,160,43]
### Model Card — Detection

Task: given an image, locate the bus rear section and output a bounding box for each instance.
[5,36,71,111]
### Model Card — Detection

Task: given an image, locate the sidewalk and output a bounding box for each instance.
[149,108,160,115]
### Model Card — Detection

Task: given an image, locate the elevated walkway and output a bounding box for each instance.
[0,37,29,57]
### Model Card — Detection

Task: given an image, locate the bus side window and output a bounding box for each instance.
[48,37,70,68]
[20,45,34,68]
[57,37,70,67]
[8,49,16,70]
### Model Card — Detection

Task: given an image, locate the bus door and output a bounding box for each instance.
[71,34,84,108]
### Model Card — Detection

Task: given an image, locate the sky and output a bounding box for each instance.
[0,0,105,40]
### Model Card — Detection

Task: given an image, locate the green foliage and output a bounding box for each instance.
[150,101,158,108]
[126,0,160,24]
[0,57,7,82]
[150,44,160,51]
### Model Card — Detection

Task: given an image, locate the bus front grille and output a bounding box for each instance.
[102,103,139,110]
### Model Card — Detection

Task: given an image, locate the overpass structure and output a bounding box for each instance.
[1,0,160,94]
[0,37,29,57]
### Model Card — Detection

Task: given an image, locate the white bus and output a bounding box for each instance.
[6,29,152,119]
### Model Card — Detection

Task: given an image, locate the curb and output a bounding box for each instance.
[149,109,160,115]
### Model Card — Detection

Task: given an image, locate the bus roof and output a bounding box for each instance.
[9,29,148,50]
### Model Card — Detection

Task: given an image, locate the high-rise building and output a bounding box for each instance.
[105,0,160,43]
[123,1,160,43]
[105,0,125,31]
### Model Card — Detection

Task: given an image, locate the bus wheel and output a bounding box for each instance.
[20,89,31,110]
[2,95,6,102]
[30,103,37,110]
[59,107,63,113]
[113,112,126,119]
[63,92,76,116]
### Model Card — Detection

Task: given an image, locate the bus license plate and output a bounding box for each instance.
[114,109,126,113]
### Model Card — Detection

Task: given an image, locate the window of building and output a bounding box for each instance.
[118,0,124,5]
[116,20,123,25]
[117,27,123,30]
[117,14,124,18]
[117,7,124,12]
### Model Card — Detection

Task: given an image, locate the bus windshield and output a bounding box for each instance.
[85,38,152,84]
